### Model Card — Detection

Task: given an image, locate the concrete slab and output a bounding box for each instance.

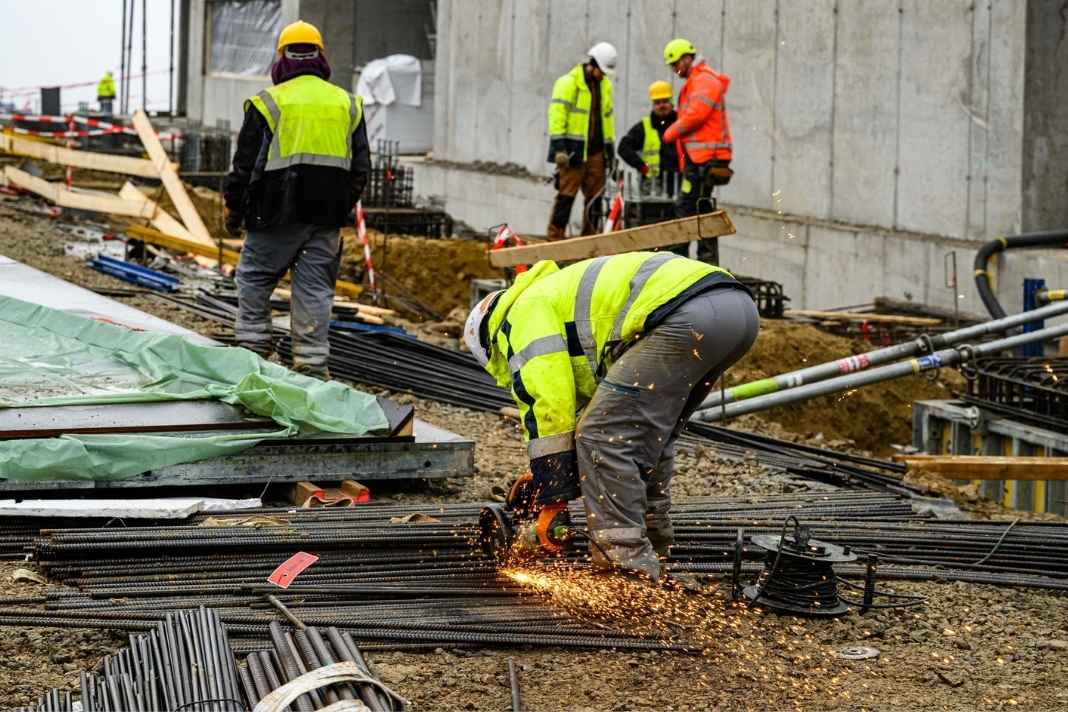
[624,2,678,161]
[774,0,835,219]
[803,226,882,309]
[511,0,553,174]
[986,0,1026,235]
[473,1,511,164]
[965,1,992,240]
[896,1,972,237]
[719,1,777,211]
[675,1,726,70]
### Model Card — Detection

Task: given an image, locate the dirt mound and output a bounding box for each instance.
[340,230,502,317]
[730,320,960,454]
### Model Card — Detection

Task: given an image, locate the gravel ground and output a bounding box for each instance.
[1,204,1065,709]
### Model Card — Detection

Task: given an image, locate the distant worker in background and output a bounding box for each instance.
[96,71,116,114]
[617,80,679,196]
[223,20,370,380]
[663,39,733,262]
[545,42,618,241]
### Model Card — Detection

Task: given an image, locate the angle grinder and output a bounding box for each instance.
[478,501,575,560]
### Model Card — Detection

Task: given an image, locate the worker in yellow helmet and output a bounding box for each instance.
[223,20,370,379]
[617,80,679,193]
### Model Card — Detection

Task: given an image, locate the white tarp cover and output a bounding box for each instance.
[356,55,422,107]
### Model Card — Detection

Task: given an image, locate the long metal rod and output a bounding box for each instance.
[697,299,1068,412]
[693,320,1068,422]
[507,658,521,712]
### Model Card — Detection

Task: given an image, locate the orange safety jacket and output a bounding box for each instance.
[663,59,732,170]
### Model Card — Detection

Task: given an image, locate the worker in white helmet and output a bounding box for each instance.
[545,42,618,241]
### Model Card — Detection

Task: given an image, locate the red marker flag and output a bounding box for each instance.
[267,551,320,589]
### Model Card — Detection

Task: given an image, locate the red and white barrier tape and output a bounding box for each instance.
[355,201,376,291]
[0,113,182,140]
[603,179,624,233]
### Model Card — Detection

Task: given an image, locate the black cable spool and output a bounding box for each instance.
[742,517,856,617]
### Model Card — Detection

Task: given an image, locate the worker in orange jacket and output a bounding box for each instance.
[662,39,733,223]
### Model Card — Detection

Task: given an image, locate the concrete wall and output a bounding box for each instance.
[1022,0,1068,231]
[433,0,1028,240]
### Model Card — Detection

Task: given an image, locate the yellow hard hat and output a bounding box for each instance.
[664,38,697,65]
[648,80,673,102]
[277,20,324,54]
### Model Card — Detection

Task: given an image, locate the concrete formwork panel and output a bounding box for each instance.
[511,0,553,174]
[432,0,453,158]
[547,0,590,74]
[472,1,512,164]
[831,1,899,229]
[719,1,777,212]
[587,0,633,136]
[444,0,482,163]
[803,226,884,309]
[675,1,727,70]
[964,1,992,240]
[773,0,835,220]
[720,211,809,301]
[881,231,936,305]
[623,1,678,152]
[896,0,972,237]
[985,0,1025,235]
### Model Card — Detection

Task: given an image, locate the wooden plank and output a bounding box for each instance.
[896,455,1068,481]
[124,224,362,298]
[785,309,943,326]
[487,211,737,267]
[131,109,213,245]
[0,133,161,178]
[119,183,195,241]
[3,166,154,218]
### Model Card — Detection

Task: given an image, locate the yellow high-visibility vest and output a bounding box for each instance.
[547,63,615,162]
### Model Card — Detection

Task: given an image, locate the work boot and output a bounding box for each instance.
[645,512,675,559]
[238,340,275,360]
[588,528,663,583]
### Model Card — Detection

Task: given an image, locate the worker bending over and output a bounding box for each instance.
[617,80,679,195]
[546,43,618,240]
[224,20,370,379]
[465,253,759,581]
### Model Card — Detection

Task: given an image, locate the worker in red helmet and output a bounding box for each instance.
[223,20,370,379]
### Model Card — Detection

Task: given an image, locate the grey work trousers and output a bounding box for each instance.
[576,287,759,580]
[235,223,341,372]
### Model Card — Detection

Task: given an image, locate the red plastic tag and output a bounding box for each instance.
[268,551,319,589]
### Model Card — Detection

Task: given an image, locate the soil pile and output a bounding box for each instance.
[340,230,502,317]
[728,320,960,454]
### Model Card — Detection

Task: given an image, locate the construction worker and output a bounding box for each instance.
[546,42,618,241]
[464,253,759,581]
[662,39,733,219]
[96,71,116,114]
[223,20,370,379]
[617,80,678,194]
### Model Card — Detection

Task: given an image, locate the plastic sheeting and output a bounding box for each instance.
[208,0,282,76]
[356,55,422,107]
[0,296,388,481]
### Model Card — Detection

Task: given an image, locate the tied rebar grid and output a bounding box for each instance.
[962,356,1068,434]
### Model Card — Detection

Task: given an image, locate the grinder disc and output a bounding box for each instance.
[478,505,514,560]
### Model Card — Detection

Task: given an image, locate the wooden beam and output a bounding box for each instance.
[785,309,942,327]
[895,455,1068,481]
[3,166,154,218]
[487,211,736,267]
[0,133,162,178]
[119,183,194,241]
[131,110,213,245]
[124,224,362,297]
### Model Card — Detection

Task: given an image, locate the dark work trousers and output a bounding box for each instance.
[235,223,341,376]
[575,287,759,580]
[674,158,732,264]
[548,152,606,240]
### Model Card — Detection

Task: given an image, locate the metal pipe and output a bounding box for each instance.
[507,658,521,712]
[696,299,1068,412]
[693,321,1068,422]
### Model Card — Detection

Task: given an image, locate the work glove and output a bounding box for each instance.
[224,208,244,237]
[639,163,650,177]
[554,151,570,170]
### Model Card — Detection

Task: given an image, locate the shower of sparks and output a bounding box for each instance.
[772,189,797,240]
[500,561,852,708]
[835,388,859,403]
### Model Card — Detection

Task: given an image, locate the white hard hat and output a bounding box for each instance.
[587,42,618,77]
[464,291,503,367]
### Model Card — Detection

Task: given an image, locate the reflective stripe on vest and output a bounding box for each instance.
[574,256,610,375]
[609,253,678,342]
[640,116,661,170]
[248,75,362,173]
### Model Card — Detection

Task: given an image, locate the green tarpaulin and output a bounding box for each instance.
[0,296,388,481]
